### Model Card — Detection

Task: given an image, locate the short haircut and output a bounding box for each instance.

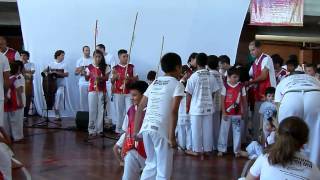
[271,54,284,66]
[20,50,30,58]
[207,55,219,70]
[227,66,240,77]
[286,59,298,68]
[305,63,317,70]
[288,54,298,62]
[218,55,230,65]
[187,52,198,63]
[160,52,182,73]
[128,80,149,94]
[96,44,105,51]
[82,46,90,51]
[147,70,156,81]
[118,49,127,56]
[265,87,275,95]
[249,40,262,48]
[196,53,207,67]
[54,50,65,59]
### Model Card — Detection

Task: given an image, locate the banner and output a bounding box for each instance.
[250,0,304,26]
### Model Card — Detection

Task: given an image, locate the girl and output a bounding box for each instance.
[85,50,110,137]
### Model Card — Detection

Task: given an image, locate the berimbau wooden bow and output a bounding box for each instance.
[122,12,139,94]
[94,20,98,50]
[156,36,165,79]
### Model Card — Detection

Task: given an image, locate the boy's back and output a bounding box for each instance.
[140,76,184,139]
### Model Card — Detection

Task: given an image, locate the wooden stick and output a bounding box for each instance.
[94,20,98,50]
[123,12,139,94]
[156,36,165,79]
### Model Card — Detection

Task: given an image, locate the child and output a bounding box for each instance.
[186,53,219,155]
[305,64,318,79]
[122,81,148,180]
[134,53,184,180]
[285,59,299,75]
[217,66,247,157]
[271,54,287,84]
[111,49,138,134]
[258,87,277,139]
[3,62,25,142]
[207,55,223,151]
[218,55,231,78]
[176,65,192,153]
[85,50,110,137]
[146,70,156,85]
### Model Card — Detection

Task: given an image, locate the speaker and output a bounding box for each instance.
[75,111,89,130]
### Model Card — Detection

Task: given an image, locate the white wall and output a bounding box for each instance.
[17,0,250,117]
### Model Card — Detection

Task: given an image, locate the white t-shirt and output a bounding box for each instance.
[259,101,277,121]
[209,69,223,111]
[185,69,219,115]
[0,54,10,101]
[14,74,26,107]
[24,62,35,72]
[76,56,93,85]
[250,152,320,180]
[139,76,184,140]
[275,74,320,103]
[249,54,277,88]
[178,93,188,117]
[105,53,118,69]
[49,60,68,87]
[221,82,247,96]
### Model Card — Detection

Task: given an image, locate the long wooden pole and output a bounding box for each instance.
[94,20,98,49]
[123,12,138,93]
[156,36,165,79]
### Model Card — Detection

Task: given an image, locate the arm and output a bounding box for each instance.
[241,95,247,117]
[221,95,226,116]
[134,96,148,135]
[111,69,119,84]
[75,67,83,75]
[168,96,183,148]
[3,71,9,93]
[186,93,192,114]
[250,68,269,84]
[246,173,259,180]
[0,127,12,145]
[16,86,24,108]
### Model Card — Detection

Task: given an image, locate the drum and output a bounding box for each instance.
[24,74,33,97]
[41,72,57,110]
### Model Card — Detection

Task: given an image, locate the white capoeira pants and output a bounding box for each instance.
[190,115,213,153]
[3,109,24,141]
[141,131,173,180]
[252,101,262,140]
[212,111,221,150]
[79,83,89,111]
[54,86,65,118]
[278,91,320,167]
[122,150,146,180]
[0,143,13,180]
[217,115,242,154]
[113,94,132,133]
[176,118,192,150]
[106,82,115,124]
[88,92,106,135]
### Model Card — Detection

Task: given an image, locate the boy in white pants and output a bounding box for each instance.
[207,55,223,151]
[111,49,138,134]
[85,50,110,137]
[275,73,320,167]
[218,67,247,157]
[134,53,184,180]
[186,53,219,155]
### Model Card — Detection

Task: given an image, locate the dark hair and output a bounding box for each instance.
[196,53,207,67]
[54,50,65,59]
[82,46,90,52]
[267,117,276,129]
[20,50,30,58]
[286,59,298,68]
[118,49,127,56]
[93,50,107,73]
[128,80,149,94]
[271,54,284,67]
[96,44,105,51]
[288,54,298,62]
[227,66,240,77]
[187,53,198,63]
[305,63,317,71]
[250,40,262,48]
[267,116,309,167]
[219,55,230,65]
[161,52,182,73]
[265,87,275,96]
[10,62,19,75]
[147,70,156,81]
[207,55,219,70]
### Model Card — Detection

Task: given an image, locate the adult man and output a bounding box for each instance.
[20,51,35,117]
[0,36,20,63]
[75,46,93,111]
[275,72,320,167]
[247,40,276,139]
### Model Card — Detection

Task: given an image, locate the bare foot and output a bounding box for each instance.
[185,150,199,156]
[217,152,223,157]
